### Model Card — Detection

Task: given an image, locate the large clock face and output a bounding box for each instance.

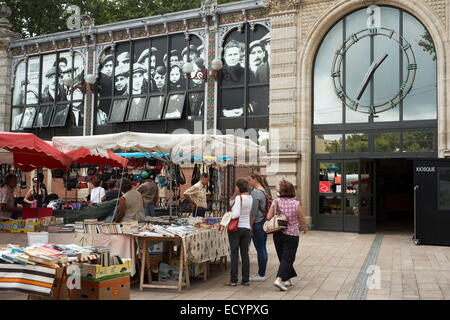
[331,27,417,115]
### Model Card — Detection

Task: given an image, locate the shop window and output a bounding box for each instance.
[34,105,53,128]
[96,34,204,128]
[345,133,368,153]
[315,135,343,154]
[50,104,70,127]
[319,196,342,215]
[403,131,434,152]
[374,132,401,152]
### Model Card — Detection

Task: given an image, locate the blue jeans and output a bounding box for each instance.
[252,219,268,277]
[144,203,155,217]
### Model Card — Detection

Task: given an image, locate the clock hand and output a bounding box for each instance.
[355,52,389,101]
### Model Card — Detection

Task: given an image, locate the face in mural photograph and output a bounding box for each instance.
[169,65,183,89]
[222,39,245,85]
[154,66,166,92]
[100,55,114,77]
[116,51,130,69]
[132,63,147,95]
[114,65,129,96]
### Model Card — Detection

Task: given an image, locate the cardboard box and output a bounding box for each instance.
[149,242,163,254]
[80,259,132,280]
[148,253,164,270]
[71,275,130,300]
[0,221,11,232]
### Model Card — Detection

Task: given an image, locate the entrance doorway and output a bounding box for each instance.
[375,159,414,234]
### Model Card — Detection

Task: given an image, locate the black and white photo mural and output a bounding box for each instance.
[11,51,85,130]
[220,24,270,120]
[95,33,205,126]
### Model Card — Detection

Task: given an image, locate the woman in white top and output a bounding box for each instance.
[90,178,105,204]
[225,178,253,286]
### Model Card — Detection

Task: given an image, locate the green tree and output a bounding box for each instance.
[418,31,436,61]
[5,0,240,38]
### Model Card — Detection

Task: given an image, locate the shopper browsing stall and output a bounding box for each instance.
[102,180,120,202]
[183,173,209,217]
[23,177,47,208]
[137,171,159,217]
[0,174,22,219]
[114,178,145,223]
[90,178,105,204]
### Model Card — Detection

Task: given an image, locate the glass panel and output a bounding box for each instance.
[221,29,246,86]
[163,93,185,120]
[187,35,205,90]
[248,86,269,117]
[315,135,343,154]
[403,131,434,152]
[439,169,450,211]
[145,95,165,121]
[187,91,204,120]
[57,52,72,101]
[249,25,270,84]
[70,101,84,127]
[51,104,70,127]
[11,107,24,131]
[96,99,111,125]
[345,9,371,123]
[345,161,359,195]
[109,99,128,123]
[12,60,26,106]
[35,105,53,127]
[402,12,437,121]
[360,197,373,216]
[345,197,359,215]
[360,161,374,217]
[114,43,130,96]
[319,162,342,193]
[98,48,114,97]
[169,34,186,91]
[313,20,343,124]
[151,37,167,93]
[40,54,57,103]
[345,133,368,153]
[319,196,342,215]
[26,57,40,105]
[374,132,401,152]
[20,106,37,129]
[132,40,150,95]
[374,7,400,122]
[127,97,147,122]
[221,88,244,118]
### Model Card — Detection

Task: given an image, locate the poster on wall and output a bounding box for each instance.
[12,61,26,106]
[11,108,23,131]
[26,57,40,105]
[320,181,331,193]
[145,96,165,121]
[50,104,70,127]
[35,105,53,127]
[127,97,147,122]
[163,93,185,120]
[248,27,270,84]
[57,52,73,100]
[20,106,37,129]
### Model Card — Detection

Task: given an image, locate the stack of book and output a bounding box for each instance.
[75,221,84,233]
[120,221,139,234]
[88,246,110,267]
[47,224,75,233]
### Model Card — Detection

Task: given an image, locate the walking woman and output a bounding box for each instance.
[248,171,271,281]
[266,180,308,291]
[226,178,253,286]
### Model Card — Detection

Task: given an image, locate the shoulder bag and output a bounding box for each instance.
[263,199,289,234]
[227,195,242,233]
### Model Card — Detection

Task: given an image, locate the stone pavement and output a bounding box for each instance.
[1,230,450,300]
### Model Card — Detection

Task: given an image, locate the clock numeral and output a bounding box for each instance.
[351,33,359,44]
[388,30,394,39]
[369,28,377,35]
[349,101,359,111]
[335,49,343,56]
[389,99,396,108]
[407,63,417,70]
[336,87,344,98]
[402,43,411,51]
[400,82,412,94]
[368,106,375,115]
[331,71,341,78]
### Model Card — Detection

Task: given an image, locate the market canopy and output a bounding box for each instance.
[115,152,231,164]
[52,132,267,164]
[0,132,71,171]
[65,147,128,168]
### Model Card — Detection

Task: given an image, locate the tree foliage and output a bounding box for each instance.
[5,0,240,38]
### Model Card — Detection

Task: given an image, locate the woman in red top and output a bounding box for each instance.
[266,180,308,291]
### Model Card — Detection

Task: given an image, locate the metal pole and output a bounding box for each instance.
[413,185,419,241]
[169,162,173,220]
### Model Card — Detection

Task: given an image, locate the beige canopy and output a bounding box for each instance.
[52,131,267,165]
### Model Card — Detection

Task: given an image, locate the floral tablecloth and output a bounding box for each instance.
[184,227,230,263]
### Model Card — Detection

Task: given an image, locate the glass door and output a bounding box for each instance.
[344,161,359,232]
[358,160,376,233]
[317,161,343,231]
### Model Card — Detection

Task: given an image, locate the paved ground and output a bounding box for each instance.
[2,229,450,300]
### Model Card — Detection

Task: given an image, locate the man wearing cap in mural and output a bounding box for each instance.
[41,67,67,102]
[99,54,113,97]
[249,40,269,83]
[116,51,130,69]
[154,66,166,92]
[182,44,199,64]
[137,171,159,217]
[114,64,129,96]
[137,47,157,79]
[14,79,28,105]
[131,63,148,95]
[164,49,182,68]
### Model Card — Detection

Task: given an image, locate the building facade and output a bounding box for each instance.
[1,0,449,232]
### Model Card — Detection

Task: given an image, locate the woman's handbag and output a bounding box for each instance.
[263,200,289,234]
[227,195,242,233]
